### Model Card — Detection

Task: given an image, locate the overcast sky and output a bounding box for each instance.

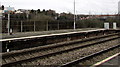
[1,0,120,14]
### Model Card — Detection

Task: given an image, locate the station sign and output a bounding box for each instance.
[4,7,15,13]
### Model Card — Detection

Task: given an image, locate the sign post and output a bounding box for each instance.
[0,10,3,33]
[5,6,15,35]
[7,13,10,35]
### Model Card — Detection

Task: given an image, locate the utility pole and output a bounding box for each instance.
[74,0,76,30]
[76,11,77,21]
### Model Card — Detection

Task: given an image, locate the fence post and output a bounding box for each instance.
[46,21,48,31]
[58,21,59,30]
[34,21,36,32]
[21,21,23,32]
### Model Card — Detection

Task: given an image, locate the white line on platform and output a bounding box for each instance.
[0,29,105,42]
[91,52,120,67]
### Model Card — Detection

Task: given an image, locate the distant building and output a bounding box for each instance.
[18,9,27,12]
[15,10,23,14]
[118,1,120,14]
[18,9,30,13]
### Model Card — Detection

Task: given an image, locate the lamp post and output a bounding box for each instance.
[74,0,76,30]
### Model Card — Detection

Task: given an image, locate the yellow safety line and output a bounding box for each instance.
[91,52,120,67]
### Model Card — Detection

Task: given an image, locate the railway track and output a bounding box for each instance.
[60,44,120,67]
[1,33,120,67]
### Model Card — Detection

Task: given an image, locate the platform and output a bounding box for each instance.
[2,28,119,52]
[1,28,105,41]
